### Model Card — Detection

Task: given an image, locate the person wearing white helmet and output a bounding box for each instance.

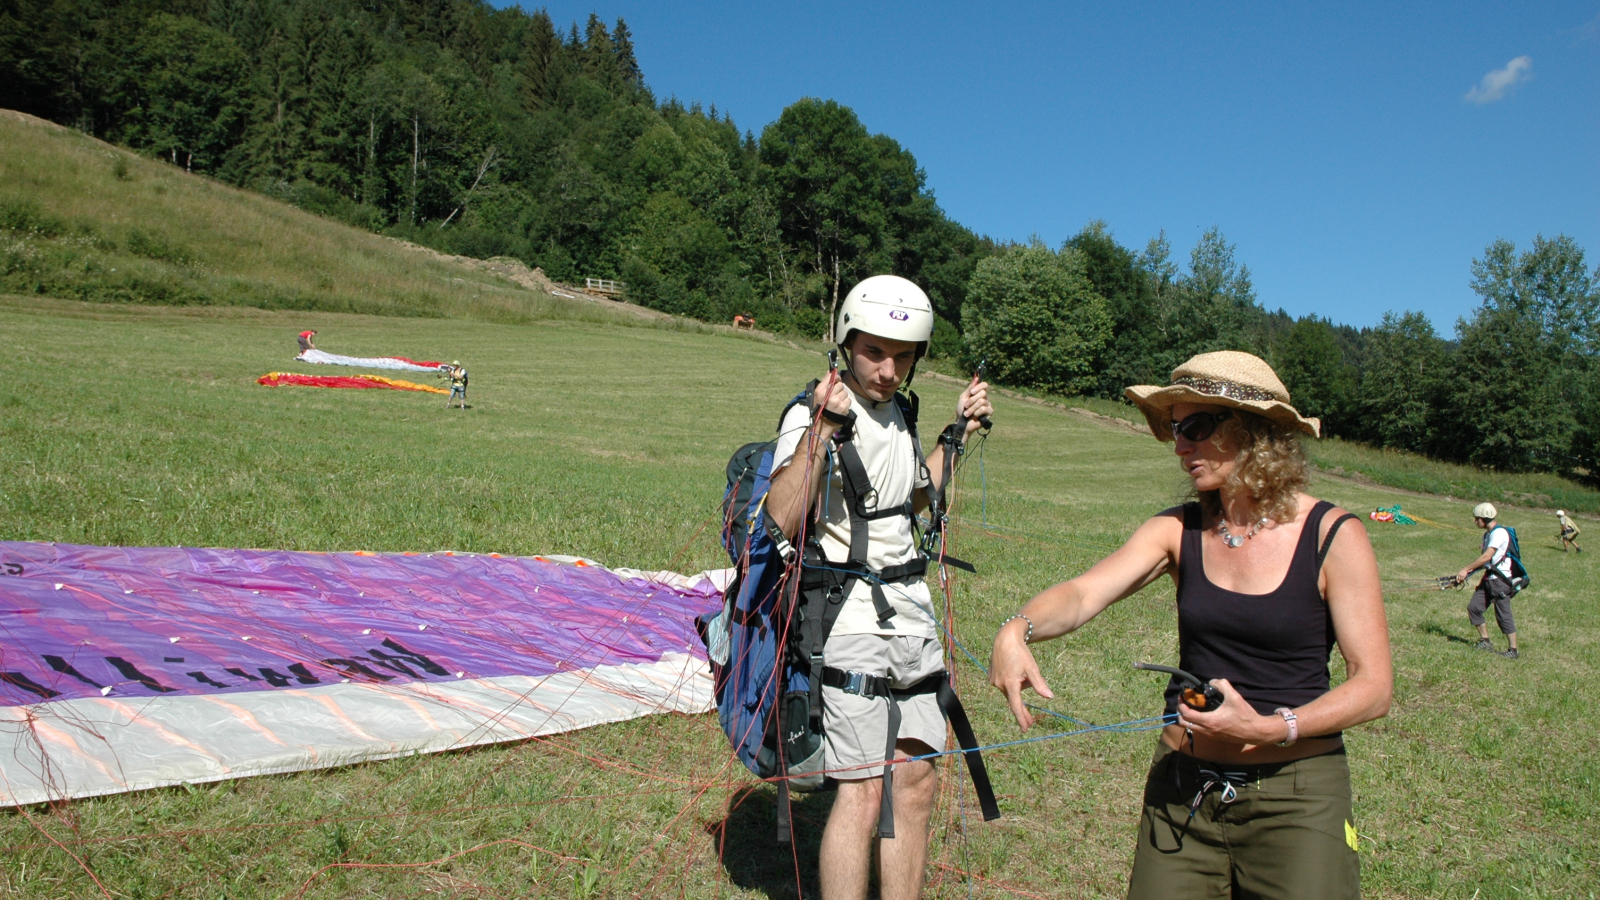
[1557,509,1582,553]
[765,274,993,900]
[1454,502,1519,658]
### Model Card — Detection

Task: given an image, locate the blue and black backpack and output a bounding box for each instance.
[1484,525,1531,592]
[695,381,999,843]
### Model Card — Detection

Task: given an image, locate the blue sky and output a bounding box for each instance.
[500,2,1598,331]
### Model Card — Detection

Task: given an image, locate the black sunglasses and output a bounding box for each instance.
[1170,411,1231,442]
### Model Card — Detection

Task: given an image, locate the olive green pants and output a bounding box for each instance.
[1127,743,1360,900]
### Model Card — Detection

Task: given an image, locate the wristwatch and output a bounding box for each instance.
[1275,707,1298,746]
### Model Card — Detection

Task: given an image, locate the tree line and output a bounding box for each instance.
[4,0,1597,478]
[969,227,1600,478]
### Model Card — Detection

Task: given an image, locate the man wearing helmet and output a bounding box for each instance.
[1454,502,1520,659]
[1557,509,1582,553]
[765,275,992,900]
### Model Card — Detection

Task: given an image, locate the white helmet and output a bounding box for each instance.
[1557,510,1565,517]
[1472,502,1498,520]
[835,275,934,355]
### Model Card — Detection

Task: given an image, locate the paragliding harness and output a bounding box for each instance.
[1482,525,1531,594]
[696,366,999,844]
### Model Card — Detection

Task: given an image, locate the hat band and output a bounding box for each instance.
[1170,376,1280,404]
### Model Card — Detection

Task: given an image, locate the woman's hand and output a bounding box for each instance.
[1175,679,1284,745]
[989,619,1053,732]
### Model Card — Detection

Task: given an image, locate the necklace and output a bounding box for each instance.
[1217,517,1268,548]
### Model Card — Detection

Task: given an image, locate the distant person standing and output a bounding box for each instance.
[1454,502,1520,659]
[443,361,468,409]
[297,330,317,355]
[1557,510,1582,553]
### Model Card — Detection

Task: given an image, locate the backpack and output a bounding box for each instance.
[1484,525,1530,593]
[695,382,999,844]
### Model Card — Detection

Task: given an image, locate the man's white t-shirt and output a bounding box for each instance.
[772,384,935,638]
[1484,527,1513,580]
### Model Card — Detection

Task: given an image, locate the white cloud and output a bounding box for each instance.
[1580,12,1600,42]
[1464,56,1533,104]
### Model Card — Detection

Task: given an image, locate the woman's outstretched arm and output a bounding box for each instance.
[990,509,1184,730]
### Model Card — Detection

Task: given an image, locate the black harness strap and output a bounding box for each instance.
[834,438,908,625]
[936,677,1002,822]
[775,692,793,844]
[821,667,1002,835]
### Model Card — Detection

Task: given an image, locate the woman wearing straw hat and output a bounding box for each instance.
[990,351,1392,900]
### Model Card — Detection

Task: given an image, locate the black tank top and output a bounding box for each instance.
[1166,500,1343,734]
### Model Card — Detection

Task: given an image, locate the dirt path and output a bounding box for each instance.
[384,240,674,321]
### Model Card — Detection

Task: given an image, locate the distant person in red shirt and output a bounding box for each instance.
[297,330,317,354]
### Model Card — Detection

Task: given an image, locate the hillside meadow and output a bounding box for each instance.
[0,296,1594,899]
[0,110,646,328]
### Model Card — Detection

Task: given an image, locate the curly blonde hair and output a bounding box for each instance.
[1194,410,1311,525]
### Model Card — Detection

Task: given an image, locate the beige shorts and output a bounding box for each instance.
[821,633,948,780]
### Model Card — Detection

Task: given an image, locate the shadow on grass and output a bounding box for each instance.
[1420,622,1476,645]
[708,785,835,900]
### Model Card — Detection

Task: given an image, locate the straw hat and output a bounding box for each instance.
[1125,351,1321,441]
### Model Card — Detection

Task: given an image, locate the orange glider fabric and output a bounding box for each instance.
[257,372,448,394]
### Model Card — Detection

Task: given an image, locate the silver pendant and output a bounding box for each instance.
[1224,533,1246,549]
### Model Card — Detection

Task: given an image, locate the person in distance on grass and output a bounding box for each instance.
[1455,502,1520,658]
[990,351,1392,900]
[296,329,316,356]
[764,274,992,900]
[1557,509,1582,553]
[442,361,468,409]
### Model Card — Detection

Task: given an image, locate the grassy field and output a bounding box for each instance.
[1,296,1595,899]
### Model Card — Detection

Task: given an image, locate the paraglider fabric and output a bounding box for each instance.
[1370,504,1416,525]
[293,349,444,372]
[257,372,448,393]
[0,542,728,806]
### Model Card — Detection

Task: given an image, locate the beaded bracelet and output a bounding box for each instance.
[1000,613,1035,644]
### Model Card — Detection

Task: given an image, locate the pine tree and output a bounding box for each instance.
[612,17,641,89]
[582,13,618,92]
[519,9,558,111]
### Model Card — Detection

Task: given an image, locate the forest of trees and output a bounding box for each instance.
[3,0,1598,479]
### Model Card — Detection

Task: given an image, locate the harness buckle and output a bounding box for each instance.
[844,671,869,697]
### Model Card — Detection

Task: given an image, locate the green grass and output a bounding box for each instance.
[1304,438,1600,517]
[1,296,1596,898]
